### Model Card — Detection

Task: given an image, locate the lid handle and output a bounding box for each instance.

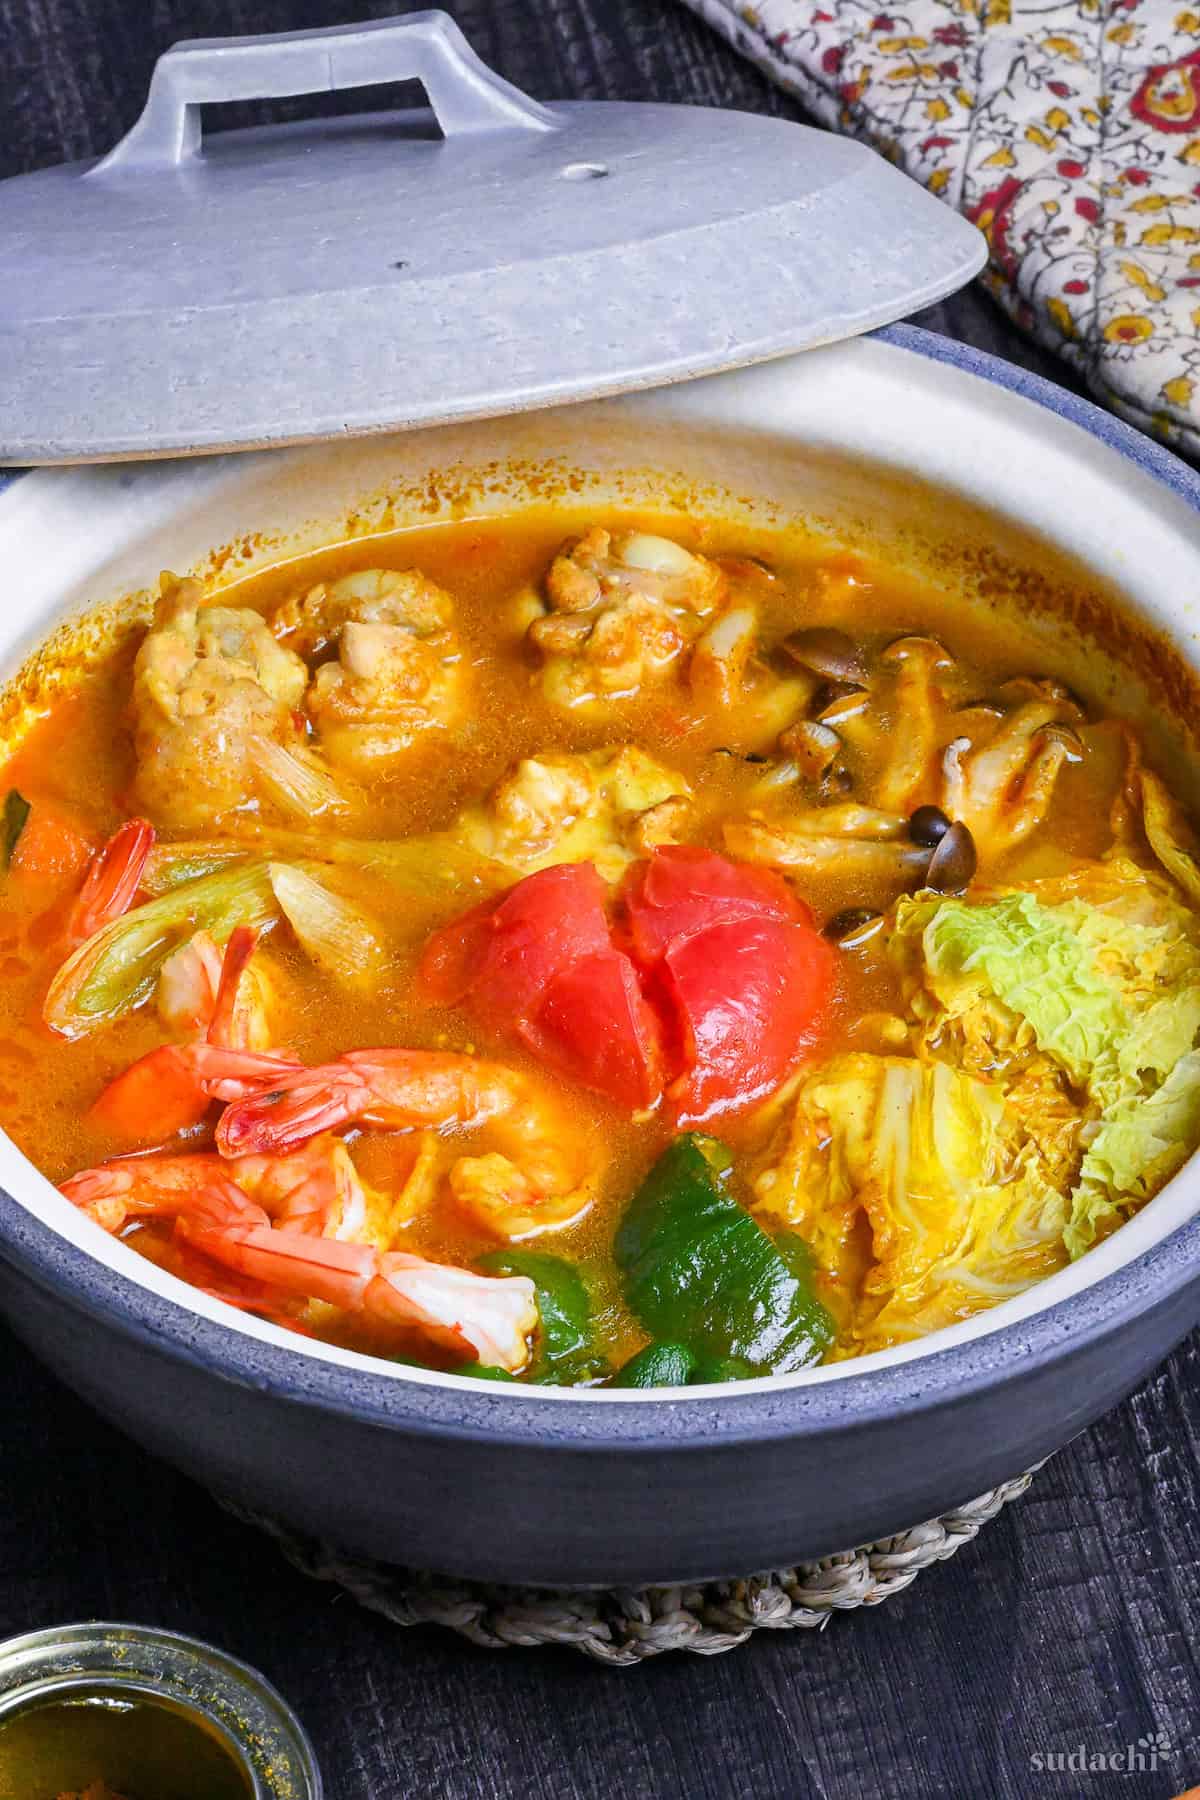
[88,10,559,175]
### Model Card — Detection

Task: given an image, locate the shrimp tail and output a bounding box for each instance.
[67,818,155,948]
[61,1161,265,1236]
[192,1225,537,1369]
[205,923,260,1047]
[90,1043,303,1146]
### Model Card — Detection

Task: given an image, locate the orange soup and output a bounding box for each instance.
[1,509,1197,1386]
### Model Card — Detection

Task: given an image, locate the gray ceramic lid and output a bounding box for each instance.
[0,10,986,464]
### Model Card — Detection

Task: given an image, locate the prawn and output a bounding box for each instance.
[217,1048,596,1241]
[156,925,274,1050]
[65,818,155,949]
[63,1134,366,1241]
[60,1163,537,1370]
[90,925,300,1144]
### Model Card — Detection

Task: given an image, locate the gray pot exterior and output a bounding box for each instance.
[2,1217,1196,1588]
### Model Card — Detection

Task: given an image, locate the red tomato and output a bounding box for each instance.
[419,863,610,1016]
[418,864,664,1108]
[418,848,831,1121]
[416,893,498,1006]
[89,1044,212,1144]
[10,804,95,895]
[657,916,833,1126]
[625,847,831,1125]
[624,844,806,963]
[526,951,666,1111]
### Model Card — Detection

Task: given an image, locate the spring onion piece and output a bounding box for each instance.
[142,842,252,895]
[156,827,507,896]
[268,862,388,987]
[0,790,30,866]
[615,1134,834,1376]
[44,860,279,1038]
[251,735,352,820]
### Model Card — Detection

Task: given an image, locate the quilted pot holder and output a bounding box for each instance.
[685,0,1200,458]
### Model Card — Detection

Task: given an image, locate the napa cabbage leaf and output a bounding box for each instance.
[1067,1048,1200,1256]
[754,1052,1069,1354]
[890,862,1200,1256]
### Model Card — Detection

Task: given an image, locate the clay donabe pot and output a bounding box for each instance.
[0,328,1197,1584]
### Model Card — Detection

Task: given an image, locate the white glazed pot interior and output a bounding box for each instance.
[3,331,1199,1401]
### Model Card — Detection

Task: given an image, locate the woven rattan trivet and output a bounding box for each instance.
[223,1468,1036,1665]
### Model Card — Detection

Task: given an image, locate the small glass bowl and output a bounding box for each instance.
[0,1621,321,1798]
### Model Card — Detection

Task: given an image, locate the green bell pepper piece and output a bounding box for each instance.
[615,1135,834,1376]
[611,1342,697,1388]
[689,1354,758,1384]
[478,1248,603,1384]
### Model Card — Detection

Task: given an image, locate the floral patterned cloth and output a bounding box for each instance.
[685,0,1200,456]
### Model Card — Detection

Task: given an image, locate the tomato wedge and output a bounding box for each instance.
[528,951,666,1112]
[624,843,807,962]
[419,863,665,1108]
[656,916,833,1126]
[420,863,611,1016]
[419,848,831,1122]
[623,847,832,1126]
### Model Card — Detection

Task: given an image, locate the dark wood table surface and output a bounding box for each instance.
[3,4,1200,1797]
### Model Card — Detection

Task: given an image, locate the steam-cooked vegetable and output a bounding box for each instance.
[779,626,865,685]
[1068,1049,1200,1255]
[616,1135,834,1374]
[753,1052,1070,1351]
[900,872,1200,1099]
[874,635,950,812]
[454,1361,518,1382]
[724,809,931,895]
[898,890,1127,1090]
[1,792,93,890]
[939,680,1083,857]
[925,821,976,894]
[268,863,388,987]
[611,1342,697,1387]
[422,847,833,1124]
[144,830,505,898]
[251,735,352,820]
[44,862,280,1037]
[890,865,1200,1257]
[1139,765,1200,904]
[142,842,251,895]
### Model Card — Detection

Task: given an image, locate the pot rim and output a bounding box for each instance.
[2,320,1199,1446]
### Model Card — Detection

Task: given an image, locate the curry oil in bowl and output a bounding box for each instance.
[0,1685,251,1799]
[0,1623,321,1800]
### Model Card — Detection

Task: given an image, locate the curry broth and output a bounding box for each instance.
[0,508,1132,1371]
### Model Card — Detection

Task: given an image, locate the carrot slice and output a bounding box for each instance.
[9,802,94,890]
